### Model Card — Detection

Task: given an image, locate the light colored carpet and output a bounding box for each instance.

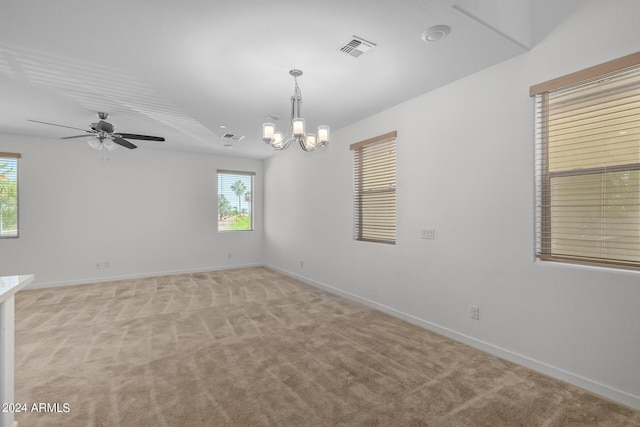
[13,267,640,426]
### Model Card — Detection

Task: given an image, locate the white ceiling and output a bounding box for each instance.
[0,0,579,159]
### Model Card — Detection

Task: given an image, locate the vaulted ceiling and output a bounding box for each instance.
[0,0,579,158]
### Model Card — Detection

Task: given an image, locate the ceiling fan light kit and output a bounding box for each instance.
[87,137,117,151]
[262,69,330,152]
[28,112,165,151]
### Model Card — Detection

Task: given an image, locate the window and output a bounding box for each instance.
[217,170,254,231]
[531,52,640,268]
[350,131,397,244]
[0,152,20,238]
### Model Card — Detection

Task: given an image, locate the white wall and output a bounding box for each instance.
[0,134,263,286]
[264,0,640,409]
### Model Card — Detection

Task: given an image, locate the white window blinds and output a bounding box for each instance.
[351,131,397,245]
[531,52,640,269]
[0,152,20,238]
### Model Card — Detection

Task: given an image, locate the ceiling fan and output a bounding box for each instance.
[28,112,165,150]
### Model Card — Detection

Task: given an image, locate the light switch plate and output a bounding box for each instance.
[422,228,435,239]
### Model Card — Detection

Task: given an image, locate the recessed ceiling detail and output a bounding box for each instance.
[337,36,377,58]
[0,43,218,148]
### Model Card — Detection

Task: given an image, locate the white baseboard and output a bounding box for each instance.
[24,263,263,290]
[265,263,640,411]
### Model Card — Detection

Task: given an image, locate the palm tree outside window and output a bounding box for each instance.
[218,170,254,231]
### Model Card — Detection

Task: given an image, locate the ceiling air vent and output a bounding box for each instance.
[338,36,376,58]
[221,133,245,141]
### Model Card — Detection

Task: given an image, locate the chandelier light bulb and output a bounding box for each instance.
[263,122,275,143]
[306,133,317,150]
[318,125,330,144]
[292,118,305,137]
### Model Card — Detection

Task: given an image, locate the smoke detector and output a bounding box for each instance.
[422,25,451,42]
[338,36,377,58]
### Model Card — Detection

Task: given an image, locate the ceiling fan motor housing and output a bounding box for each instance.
[91,120,114,133]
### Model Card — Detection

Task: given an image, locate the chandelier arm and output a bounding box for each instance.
[299,138,311,152]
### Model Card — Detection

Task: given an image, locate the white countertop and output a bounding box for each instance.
[0,274,34,304]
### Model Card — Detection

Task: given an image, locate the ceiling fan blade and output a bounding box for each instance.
[27,119,91,133]
[61,133,96,140]
[117,133,165,141]
[112,136,138,149]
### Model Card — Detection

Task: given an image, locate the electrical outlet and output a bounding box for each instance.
[103,261,110,269]
[470,305,480,320]
[300,260,304,267]
[227,252,232,258]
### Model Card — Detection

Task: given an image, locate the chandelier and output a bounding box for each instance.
[262,69,330,151]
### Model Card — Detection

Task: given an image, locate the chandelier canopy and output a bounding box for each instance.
[262,69,330,152]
